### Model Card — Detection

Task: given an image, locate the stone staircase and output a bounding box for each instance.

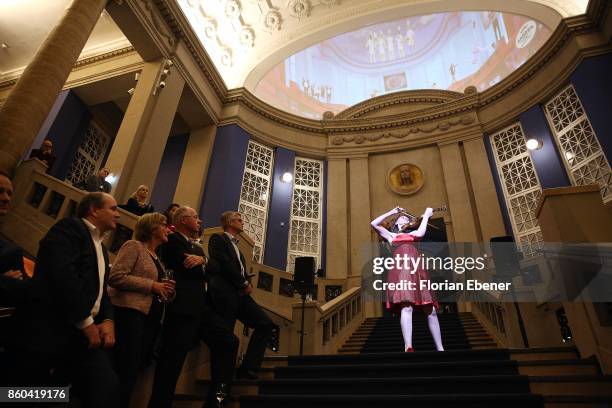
[172,313,612,408]
[338,312,496,353]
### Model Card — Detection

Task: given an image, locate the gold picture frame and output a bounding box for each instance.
[388,163,424,195]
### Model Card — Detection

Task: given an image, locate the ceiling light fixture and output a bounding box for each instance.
[1,43,9,49]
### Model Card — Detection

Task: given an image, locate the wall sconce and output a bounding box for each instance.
[281,172,293,183]
[526,138,543,150]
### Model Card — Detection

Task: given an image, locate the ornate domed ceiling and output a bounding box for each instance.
[254,11,552,118]
[176,0,588,111]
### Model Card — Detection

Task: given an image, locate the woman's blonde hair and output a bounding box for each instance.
[134,212,166,242]
[131,184,150,203]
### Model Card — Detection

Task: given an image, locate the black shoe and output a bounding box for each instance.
[236,369,258,380]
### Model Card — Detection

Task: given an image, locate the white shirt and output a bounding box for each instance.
[75,218,106,329]
[224,231,245,276]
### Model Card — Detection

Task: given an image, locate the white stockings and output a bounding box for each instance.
[400,306,413,351]
[427,308,445,351]
[399,306,444,351]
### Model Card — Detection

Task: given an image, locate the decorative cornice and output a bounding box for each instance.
[138,0,176,49]
[0,46,139,91]
[73,46,136,69]
[334,89,464,120]
[330,115,476,146]
[153,0,228,101]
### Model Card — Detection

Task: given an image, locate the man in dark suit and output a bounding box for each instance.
[208,211,274,380]
[0,170,26,306]
[150,206,238,408]
[79,167,112,193]
[9,192,120,407]
[29,138,56,172]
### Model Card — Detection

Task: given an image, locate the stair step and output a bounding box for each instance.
[510,348,579,362]
[258,375,531,395]
[518,358,600,376]
[288,349,513,365]
[274,360,521,379]
[530,375,612,396]
[239,393,544,408]
[346,334,491,343]
[543,395,612,408]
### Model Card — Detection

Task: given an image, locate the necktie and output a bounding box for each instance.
[231,237,239,245]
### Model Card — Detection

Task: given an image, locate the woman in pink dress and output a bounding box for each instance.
[371,206,444,352]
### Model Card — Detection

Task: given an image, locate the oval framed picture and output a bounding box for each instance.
[387,163,424,195]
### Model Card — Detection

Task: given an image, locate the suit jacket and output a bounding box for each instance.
[108,240,157,315]
[159,232,210,318]
[81,175,111,193]
[0,238,26,307]
[14,218,113,352]
[208,233,248,304]
[29,149,56,171]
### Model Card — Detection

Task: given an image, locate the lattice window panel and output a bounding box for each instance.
[544,84,612,203]
[287,158,323,272]
[66,121,111,185]
[238,141,274,263]
[490,123,543,258]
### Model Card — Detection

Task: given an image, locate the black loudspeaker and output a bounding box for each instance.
[294,257,315,287]
[490,236,521,278]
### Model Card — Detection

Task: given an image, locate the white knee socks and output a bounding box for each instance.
[427,308,445,351]
[400,306,413,351]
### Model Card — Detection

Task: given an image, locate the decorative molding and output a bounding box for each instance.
[0,46,140,90]
[330,115,475,146]
[139,0,176,49]
[154,0,228,100]
[151,0,611,140]
[334,89,464,120]
[74,46,136,69]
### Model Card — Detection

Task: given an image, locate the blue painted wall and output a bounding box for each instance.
[519,105,570,189]
[570,53,612,163]
[200,125,250,228]
[26,90,90,178]
[150,133,190,213]
[263,147,295,270]
[48,91,91,179]
[24,90,69,163]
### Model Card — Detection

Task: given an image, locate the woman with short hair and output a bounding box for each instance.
[108,212,175,408]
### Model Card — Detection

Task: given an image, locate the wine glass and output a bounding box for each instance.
[157,269,174,303]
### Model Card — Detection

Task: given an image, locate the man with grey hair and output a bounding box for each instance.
[151,206,238,408]
[208,210,274,380]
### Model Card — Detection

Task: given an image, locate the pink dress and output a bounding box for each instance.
[386,233,439,314]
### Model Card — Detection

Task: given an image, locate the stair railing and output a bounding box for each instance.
[289,286,362,355]
[1,159,139,259]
